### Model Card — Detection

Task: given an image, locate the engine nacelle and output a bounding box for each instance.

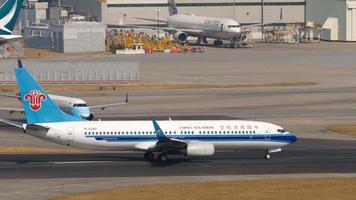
[185,142,215,156]
[173,31,188,43]
[87,113,94,121]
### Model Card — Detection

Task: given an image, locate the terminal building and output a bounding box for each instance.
[101,0,306,26]
[306,0,356,41]
[19,0,106,53]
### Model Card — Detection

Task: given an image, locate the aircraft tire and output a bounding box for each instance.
[265,153,271,159]
[157,153,168,163]
[144,152,154,161]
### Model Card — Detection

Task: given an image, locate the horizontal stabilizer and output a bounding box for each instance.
[0,119,25,129]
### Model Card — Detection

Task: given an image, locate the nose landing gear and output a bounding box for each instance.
[230,32,252,48]
[265,153,271,159]
[265,148,282,159]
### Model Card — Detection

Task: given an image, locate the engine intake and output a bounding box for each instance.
[173,31,188,43]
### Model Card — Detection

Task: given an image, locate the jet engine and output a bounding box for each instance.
[173,31,188,43]
[184,142,215,156]
[87,113,94,121]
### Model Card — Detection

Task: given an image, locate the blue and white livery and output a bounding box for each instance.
[1,61,297,162]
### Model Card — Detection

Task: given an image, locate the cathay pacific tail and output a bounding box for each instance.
[0,0,24,45]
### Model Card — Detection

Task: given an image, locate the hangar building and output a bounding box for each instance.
[306,0,356,41]
[101,0,306,27]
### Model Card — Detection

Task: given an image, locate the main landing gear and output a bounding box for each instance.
[144,151,168,163]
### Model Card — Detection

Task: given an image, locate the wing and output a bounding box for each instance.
[89,102,127,110]
[108,24,204,37]
[0,94,19,98]
[89,93,128,110]
[135,17,168,23]
[240,22,300,28]
[0,35,23,43]
[135,120,187,152]
[161,27,203,37]
[0,107,24,113]
[0,94,23,113]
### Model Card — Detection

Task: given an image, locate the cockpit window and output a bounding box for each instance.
[73,104,88,107]
[278,129,286,133]
[228,25,240,28]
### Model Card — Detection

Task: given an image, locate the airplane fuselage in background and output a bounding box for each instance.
[168,15,241,40]
[49,94,91,120]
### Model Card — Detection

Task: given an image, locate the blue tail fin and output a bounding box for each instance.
[15,60,84,124]
[152,119,168,140]
[0,0,24,35]
[168,0,178,16]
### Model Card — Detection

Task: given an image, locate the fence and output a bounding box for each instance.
[0,61,139,84]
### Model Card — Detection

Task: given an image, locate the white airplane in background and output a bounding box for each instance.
[0,0,24,45]
[0,60,297,163]
[0,92,128,120]
[131,0,254,48]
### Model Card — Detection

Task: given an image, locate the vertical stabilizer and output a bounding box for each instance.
[168,0,178,16]
[15,60,84,124]
[0,0,24,35]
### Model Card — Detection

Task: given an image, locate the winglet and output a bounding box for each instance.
[125,92,128,104]
[18,59,23,68]
[152,119,167,140]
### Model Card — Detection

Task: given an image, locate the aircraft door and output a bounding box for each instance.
[265,134,271,140]
[65,128,74,145]
[221,24,224,31]
[264,126,271,140]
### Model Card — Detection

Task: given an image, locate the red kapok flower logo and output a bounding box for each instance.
[24,90,47,111]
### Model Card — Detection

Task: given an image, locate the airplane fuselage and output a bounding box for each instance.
[168,15,241,40]
[49,94,91,119]
[27,120,297,152]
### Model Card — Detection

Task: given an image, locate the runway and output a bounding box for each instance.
[1,139,356,179]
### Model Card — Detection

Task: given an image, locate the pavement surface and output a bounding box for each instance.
[1,43,356,199]
[0,139,356,179]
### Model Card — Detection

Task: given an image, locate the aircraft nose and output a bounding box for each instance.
[289,133,298,144]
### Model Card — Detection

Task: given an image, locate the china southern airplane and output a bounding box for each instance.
[0,61,297,162]
[0,0,24,45]
[131,0,247,48]
[0,92,128,120]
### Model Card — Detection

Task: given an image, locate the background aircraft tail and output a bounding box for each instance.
[15,60,84,124]
[168,0,178,16]
[0,0,24,35]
